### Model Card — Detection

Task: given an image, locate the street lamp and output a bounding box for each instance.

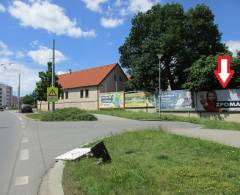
[51,39,56,111]
[18,73,21,113]
[157,54,162,116]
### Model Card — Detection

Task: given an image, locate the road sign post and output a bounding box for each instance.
[47,87,58,103]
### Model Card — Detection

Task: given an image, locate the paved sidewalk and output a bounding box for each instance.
[96,114,240,148]
[166,126,240,148]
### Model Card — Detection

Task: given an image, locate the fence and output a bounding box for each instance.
[99,89,240,113]
[38,89,240,113]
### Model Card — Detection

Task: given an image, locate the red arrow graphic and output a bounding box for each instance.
[214,56,234,88]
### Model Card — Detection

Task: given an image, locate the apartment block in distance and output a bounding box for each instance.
[0,83,13,107]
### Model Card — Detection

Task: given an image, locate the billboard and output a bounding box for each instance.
[99,92,124,108]
[125,92,155,108]
[196,89,240,112]
[156,90,192,111]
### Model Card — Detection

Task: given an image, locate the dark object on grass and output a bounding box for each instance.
[91,141,111,162]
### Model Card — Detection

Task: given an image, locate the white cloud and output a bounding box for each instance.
[0,3,6,13]
[0,41,39,95]
[0,41,13,58]
[0,63,40,95]
[9,0,96,38]
[56,70,67,75]
[128,0,156,13]
[30,40,41,48]
[225,40,240,57]
[16,51,26,59]
[115,0,122,7]
[82,0,108,12]
[119,8,128,16]
[100,17,124,28]
[28,46,66,65]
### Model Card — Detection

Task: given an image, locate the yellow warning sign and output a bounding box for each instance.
[47,87,58,102]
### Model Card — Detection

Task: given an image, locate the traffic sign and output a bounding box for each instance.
[47,87,58,102]
[214,56,235,88]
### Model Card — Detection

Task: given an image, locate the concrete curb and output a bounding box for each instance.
[39,161,65,195]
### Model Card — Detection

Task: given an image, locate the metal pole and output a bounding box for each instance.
[52,39,55,111]
[18,73,21,113]
[158,56,161,117]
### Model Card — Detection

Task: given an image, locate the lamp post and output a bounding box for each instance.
[18,73,21,113]
[157,54,162,116]
[51,39,55,111]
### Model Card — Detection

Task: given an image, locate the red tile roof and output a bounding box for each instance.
[58,63,117,89]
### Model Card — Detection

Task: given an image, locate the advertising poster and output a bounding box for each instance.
[156,90,192,111]
[125,92,155,108]
[99,92,124,108]
[196,89,240,112]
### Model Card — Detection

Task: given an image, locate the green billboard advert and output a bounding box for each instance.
[125,92,155,108]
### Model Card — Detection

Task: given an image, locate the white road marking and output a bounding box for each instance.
[19,149,29,161]
[18,117,23,121]
[21,137,29,144]
[15,176,29,186]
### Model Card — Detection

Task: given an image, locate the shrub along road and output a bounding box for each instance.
[1,111,240,195]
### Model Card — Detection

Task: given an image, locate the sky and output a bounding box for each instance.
[0,0,240,95]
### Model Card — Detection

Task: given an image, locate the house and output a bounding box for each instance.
[55,63,128,110]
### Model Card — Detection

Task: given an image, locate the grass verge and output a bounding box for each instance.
[26,108,97,121]
[63,130,240,195]
[91,109,240,130]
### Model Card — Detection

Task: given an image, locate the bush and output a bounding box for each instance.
[40,108,97,121]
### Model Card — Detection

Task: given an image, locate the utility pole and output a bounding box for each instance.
[157,54,162,116]
[51,39,55,111]
[18,73,21,113]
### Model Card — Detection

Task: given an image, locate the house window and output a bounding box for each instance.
[80,90,84,98]
[85,89,89,98]
[65,91,68,99]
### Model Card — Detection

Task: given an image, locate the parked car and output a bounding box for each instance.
[0,106,4,111]
[21,104,33,113]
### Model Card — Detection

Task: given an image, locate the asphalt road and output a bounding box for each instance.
[1,110,240,195]
[0,111,163,195]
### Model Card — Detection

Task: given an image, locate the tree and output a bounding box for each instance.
[184,52,240,90]
[22,93,34,105]
[119,3,225,92]
[35,62,62,110]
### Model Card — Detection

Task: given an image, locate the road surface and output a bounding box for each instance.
[0,111,162,195]
[1,110,240,195]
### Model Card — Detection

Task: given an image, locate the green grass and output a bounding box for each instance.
[91,109,240,131]
[26,108,97,121]
[63,130,240,195]
[26,113,42,120]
